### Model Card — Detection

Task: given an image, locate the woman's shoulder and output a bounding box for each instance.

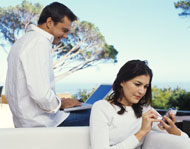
[93,100,111,107]
[92,100,115,111]
[91,100,117,121]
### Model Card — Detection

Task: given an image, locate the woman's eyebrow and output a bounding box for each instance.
[135,80,149,86]
[135,81,142,84]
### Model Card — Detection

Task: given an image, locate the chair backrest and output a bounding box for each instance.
[86,84,112,104]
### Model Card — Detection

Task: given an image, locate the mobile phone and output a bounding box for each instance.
[160,108,177,126]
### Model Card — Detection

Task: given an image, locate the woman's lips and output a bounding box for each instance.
[135,95,141,99]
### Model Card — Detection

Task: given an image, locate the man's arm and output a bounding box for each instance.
[20,38,60,112]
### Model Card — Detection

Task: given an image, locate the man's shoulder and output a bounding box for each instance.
[25,24,53,44]
[14,31,45,46]
[25,30,47,42]
[19,31,51,50]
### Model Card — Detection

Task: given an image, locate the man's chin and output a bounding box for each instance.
[53,40,59,45]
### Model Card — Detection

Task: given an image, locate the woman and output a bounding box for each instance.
[90,60,190,149]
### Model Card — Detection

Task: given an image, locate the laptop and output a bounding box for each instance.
[64,84,112,112]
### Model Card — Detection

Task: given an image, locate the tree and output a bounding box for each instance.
[175,0,190,16]
[73,86,190,110]
[74,88,96,102]
[0,0,42,53]
[168,88,190,110]
[152,86,173,109]
[53,21,118,80]
[73,87,110,102]
[0,0,118,80]
[152,86,190,110]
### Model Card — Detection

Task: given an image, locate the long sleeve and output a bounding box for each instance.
[20,37,61,113]
[90,100,140,149]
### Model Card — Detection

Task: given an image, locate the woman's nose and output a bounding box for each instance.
[138,87,145,95]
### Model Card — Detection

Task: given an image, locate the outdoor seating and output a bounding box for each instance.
[0,127,90,149]
[0,127,189,149]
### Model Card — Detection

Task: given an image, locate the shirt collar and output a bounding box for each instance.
[26,24,54,44]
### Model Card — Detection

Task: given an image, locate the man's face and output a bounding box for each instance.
[48,16,72,44]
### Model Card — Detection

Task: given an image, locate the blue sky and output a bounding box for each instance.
[1,0,190,90]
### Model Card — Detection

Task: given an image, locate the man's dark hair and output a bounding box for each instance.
[109,60,153,118]
[38,2,77,25]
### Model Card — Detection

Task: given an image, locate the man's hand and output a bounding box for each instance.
[61,98,81,109]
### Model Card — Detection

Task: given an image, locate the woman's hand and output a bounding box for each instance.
[158,112,181,136]
[135,109,160,141]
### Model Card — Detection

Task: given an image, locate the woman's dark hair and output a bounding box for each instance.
[109,60,153,118]
[38,2,77,25]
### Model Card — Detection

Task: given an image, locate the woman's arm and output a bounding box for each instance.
[135,109,160,141]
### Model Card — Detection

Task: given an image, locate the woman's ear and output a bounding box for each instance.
[120,82,124,88]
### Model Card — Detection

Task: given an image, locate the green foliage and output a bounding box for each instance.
[74,88,96,102]
[152,86,190,110]
[0,0,42,44]
[167,88,190,110]
[54,20,118,80]
[74,86,190,110]
[175,0,190,16]
[152,87,173,109]
[74,87,111,102]
[0,0,118,80]
[57,20,118,64]
[103,44,118,63]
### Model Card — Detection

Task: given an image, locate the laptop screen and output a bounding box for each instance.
[86,84,112,104]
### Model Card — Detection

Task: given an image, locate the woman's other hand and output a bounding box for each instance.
[158,111,181,136]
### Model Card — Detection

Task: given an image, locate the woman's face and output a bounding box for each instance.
[120,75,150,106]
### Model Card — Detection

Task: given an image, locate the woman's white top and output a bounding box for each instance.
[90,100,189,149]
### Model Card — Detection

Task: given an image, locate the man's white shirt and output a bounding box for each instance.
[5,24,69,127]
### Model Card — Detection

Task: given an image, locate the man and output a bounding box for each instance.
[5,2,90,127]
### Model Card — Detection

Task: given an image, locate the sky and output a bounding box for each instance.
[1,0,190,91]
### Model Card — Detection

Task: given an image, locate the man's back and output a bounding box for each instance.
[5,25,68,127]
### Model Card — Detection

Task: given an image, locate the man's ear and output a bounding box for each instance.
[46,17,54,29]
